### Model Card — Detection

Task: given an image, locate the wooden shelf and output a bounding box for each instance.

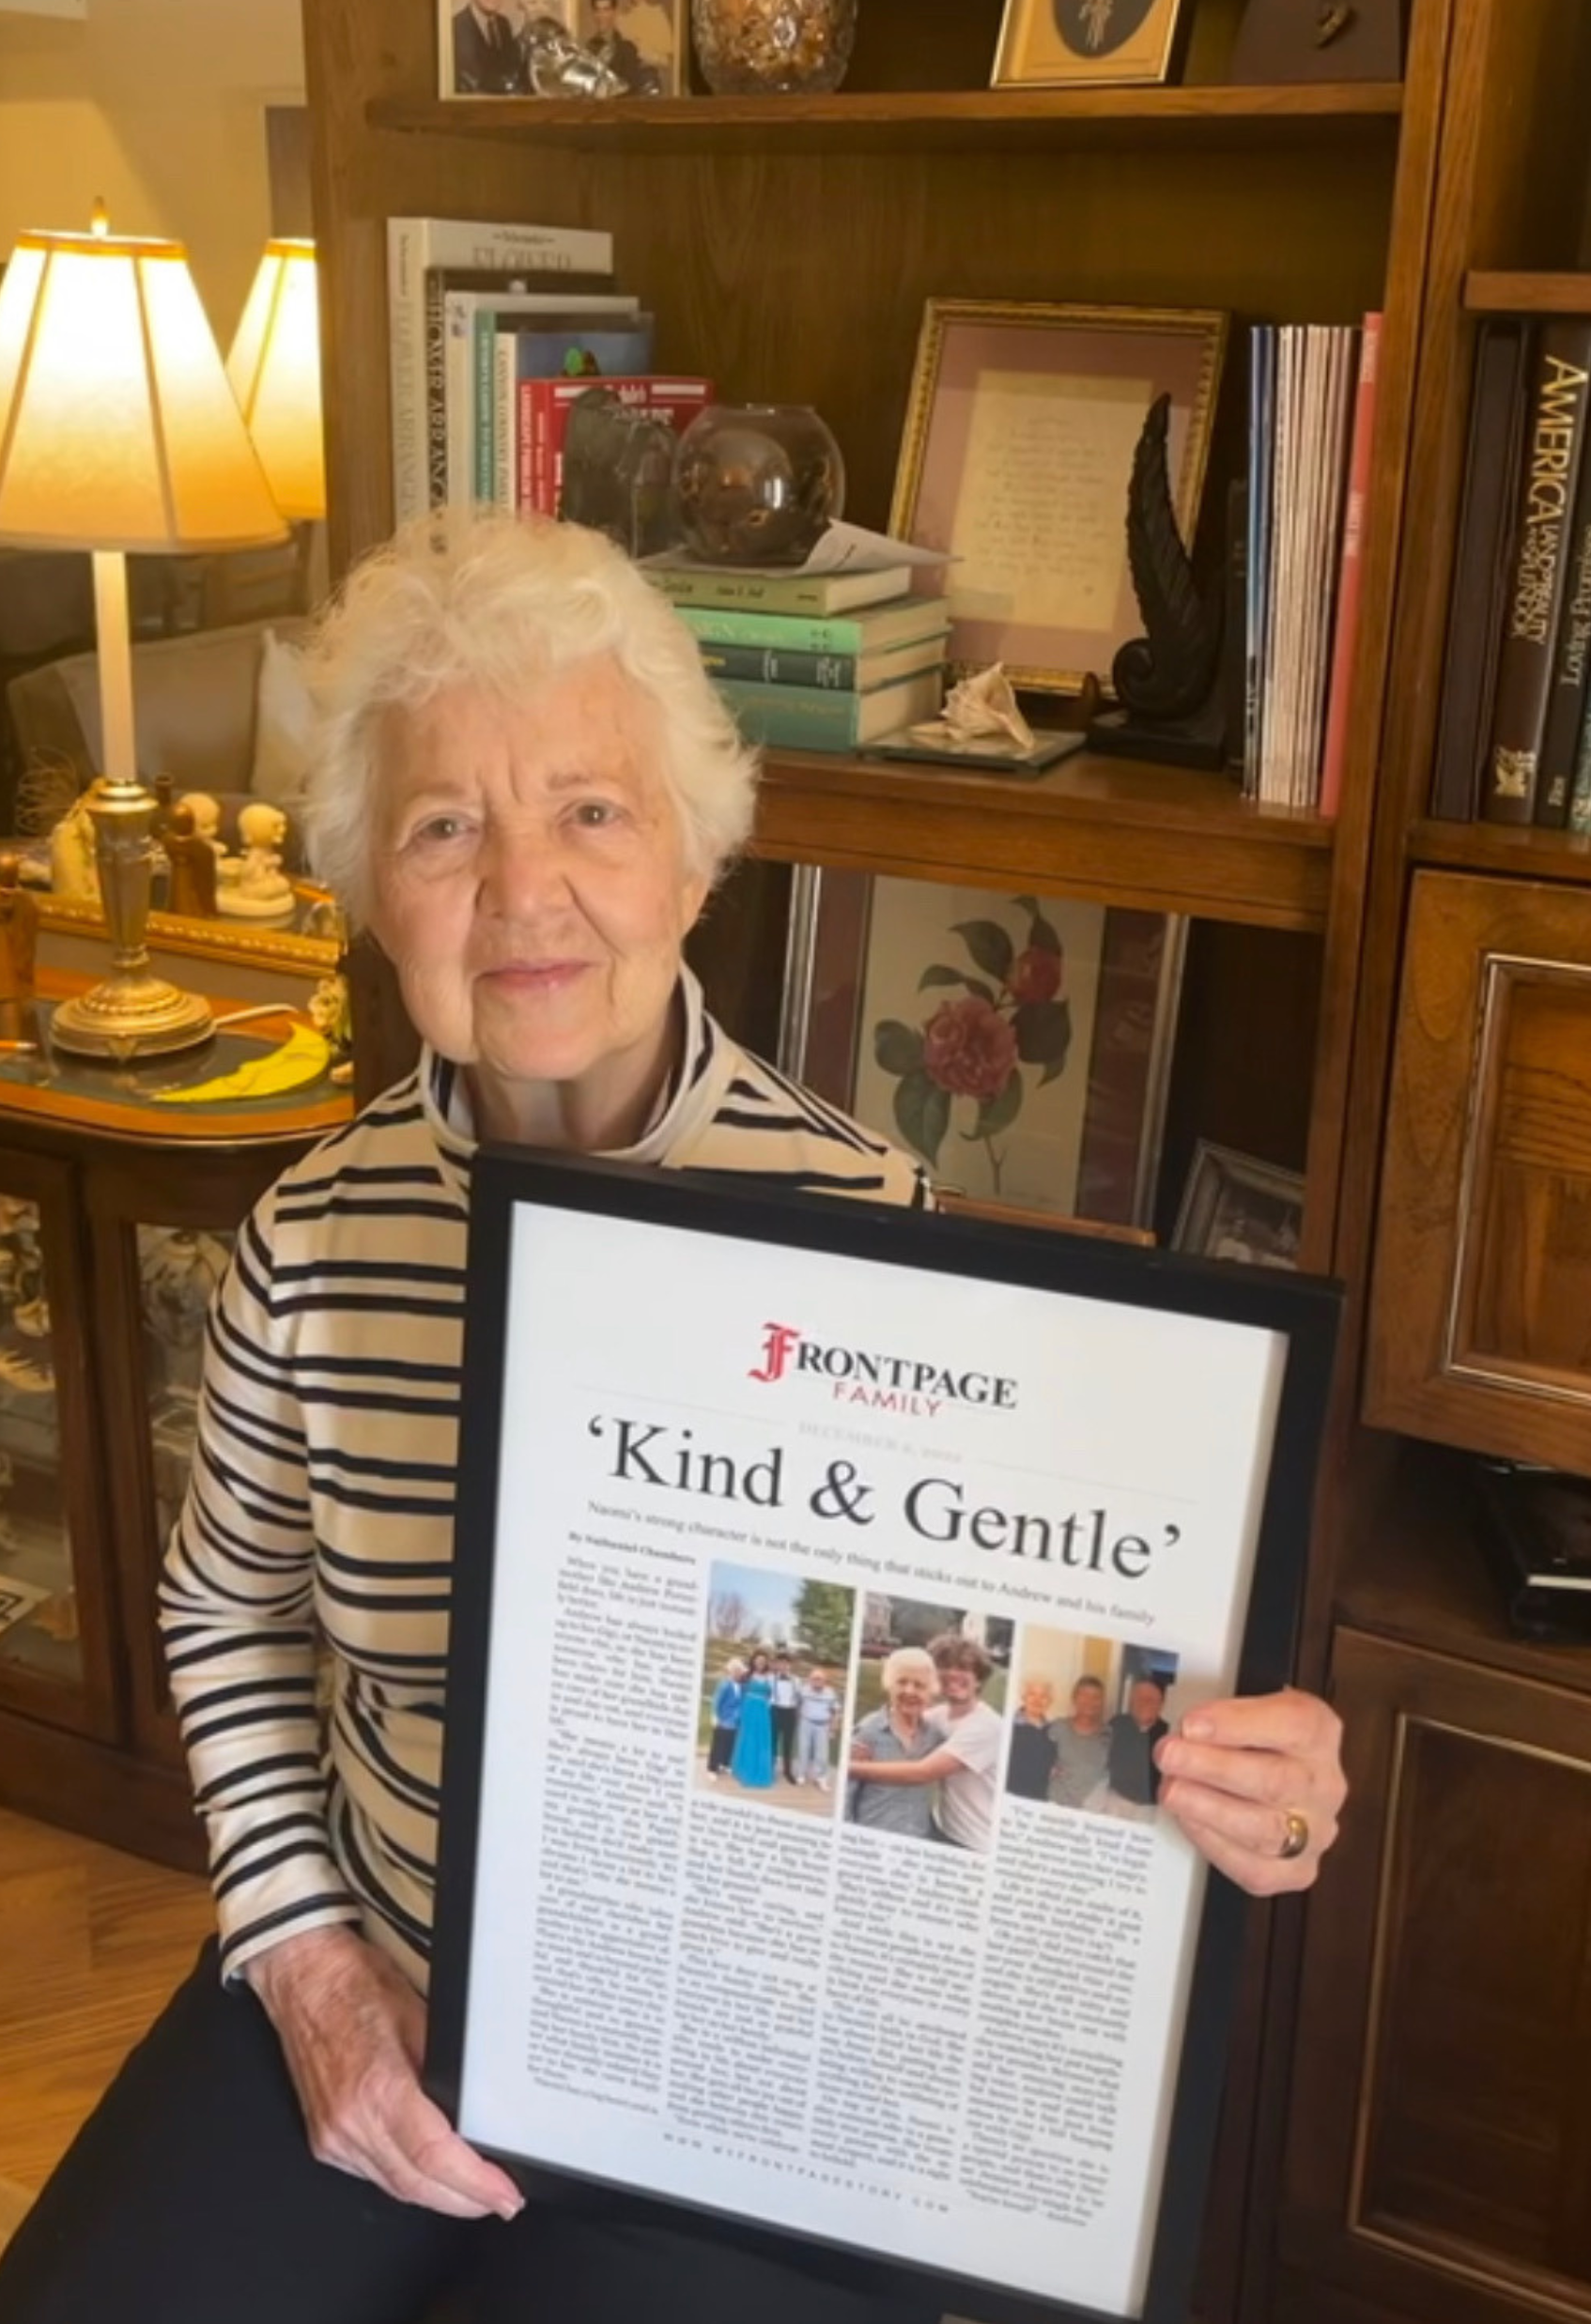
[1464,269,1591,316]
[368,81,1404,157]
[1336,1438,1591,1701]
[750,749,1334,931]
[1411,817,1591,881]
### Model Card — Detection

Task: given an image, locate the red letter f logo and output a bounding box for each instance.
[749,1323,800,1384]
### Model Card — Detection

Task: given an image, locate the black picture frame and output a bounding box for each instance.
[426,1150,1340,2324]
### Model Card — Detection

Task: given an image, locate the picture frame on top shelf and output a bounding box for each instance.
[992,0,1197,88]
[890,300,1227,695]
[779,867,1187,1230]
[440,0,683,100]
[1172,1141,1305,1269]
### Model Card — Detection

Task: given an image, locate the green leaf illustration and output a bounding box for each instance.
[1014,999,1072,1085]
[950,918,1013,982]
[919,963,996,1004]
[964,1068,1023,1144]
[1011,893,1062,955]
[873,1019,925,1077]
[893,1070,951,1168]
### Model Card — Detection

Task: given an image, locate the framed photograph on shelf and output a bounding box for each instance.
[992,0,1197,88]
[428,1150,1339,2324]
[780,868,1186,1230]
[889,300,1227,693]
[1172,1141,1305,1270]
[440,0,683,99]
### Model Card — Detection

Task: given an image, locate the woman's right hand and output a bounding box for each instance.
[245,1924,525,2221]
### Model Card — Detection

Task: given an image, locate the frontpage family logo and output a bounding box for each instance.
[748,1322,1018,1418]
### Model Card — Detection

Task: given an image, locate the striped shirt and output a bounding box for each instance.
[158,972,927,1988]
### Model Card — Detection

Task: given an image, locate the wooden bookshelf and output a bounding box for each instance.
[754,750,1333,930]
[1463,268,1591,314]
[1411,818,1591,877]
[367,81,1405,157]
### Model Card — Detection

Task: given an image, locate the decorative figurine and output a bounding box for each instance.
[48,797,100,900]
[177,791,227,859]
[0,856,39,1009]
[216,800,294,919]
[1087,392,1228,771]
[165,804,219,918]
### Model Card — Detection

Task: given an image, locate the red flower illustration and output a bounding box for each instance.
[922,996,1018,1102]
[1007,946,1062,1007]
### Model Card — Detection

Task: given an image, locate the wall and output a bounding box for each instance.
[0,0,305,344]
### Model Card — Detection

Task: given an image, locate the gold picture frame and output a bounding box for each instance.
[992,0,1196,88]
[888,298,1227,695]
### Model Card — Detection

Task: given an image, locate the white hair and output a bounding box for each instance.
[881,1646,938,1696]
[296,509,759,924]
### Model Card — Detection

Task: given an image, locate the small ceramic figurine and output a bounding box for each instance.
[0,856,39,1008]
[165,805,219,918]
[216,800,294,919]
[49,798,100,901]
[177,791,227,861]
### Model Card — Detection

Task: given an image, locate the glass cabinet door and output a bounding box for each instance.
[138,1224,235,1560]
[0,1152,117,1739]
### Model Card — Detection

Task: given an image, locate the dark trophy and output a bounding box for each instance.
[1087,392,1228,772]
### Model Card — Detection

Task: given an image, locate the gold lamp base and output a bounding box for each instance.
[47,763,213,1062]
[50,971,213,1060]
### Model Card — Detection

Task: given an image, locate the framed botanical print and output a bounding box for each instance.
[889,300,1227,694]
[780,868,1186,1230]
[992,0,1197,87]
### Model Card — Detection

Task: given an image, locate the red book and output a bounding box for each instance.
[1318,313,1382,819]
[517,375,715,514]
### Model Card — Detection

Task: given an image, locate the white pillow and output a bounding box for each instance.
[250,627,316,809]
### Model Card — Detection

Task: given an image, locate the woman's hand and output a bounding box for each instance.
[245,1925,525,2220]
[1154,1686,1345,1896]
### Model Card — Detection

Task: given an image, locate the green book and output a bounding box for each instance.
[675,597,951,655]
[717,667,944,751]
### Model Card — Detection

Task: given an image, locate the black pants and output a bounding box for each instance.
[0,1942,938,2324]
[707,1721,737,1774]
[772,1702,798,1779]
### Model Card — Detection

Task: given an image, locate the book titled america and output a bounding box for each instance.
[1482,318,1591,825]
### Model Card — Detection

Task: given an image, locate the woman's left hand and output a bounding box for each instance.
[1154,1686,1345,1896]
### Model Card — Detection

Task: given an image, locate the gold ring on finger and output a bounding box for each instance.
[1278,1809,1310,1861]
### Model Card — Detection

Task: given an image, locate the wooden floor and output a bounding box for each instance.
[0,1808,213,2192]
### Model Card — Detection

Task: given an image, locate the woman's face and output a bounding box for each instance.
[368,661,706,1122]
[886,1665,934,1716]
[1020,1679,1051,1722]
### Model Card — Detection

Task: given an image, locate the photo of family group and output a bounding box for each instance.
[1004,1627,1182,1824]
[694,1563,857,1820]
[844,1594,1014,1857]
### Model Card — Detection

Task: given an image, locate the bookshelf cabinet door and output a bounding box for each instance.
[1280,1631,1591,2324]
[1365,870,1591,1469]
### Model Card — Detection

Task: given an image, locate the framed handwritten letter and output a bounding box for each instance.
[889,300,1227,694]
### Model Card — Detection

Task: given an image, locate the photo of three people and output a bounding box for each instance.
[695,1562,855,1820]
[444,0,680,96]
[1005,1628,1182,1823]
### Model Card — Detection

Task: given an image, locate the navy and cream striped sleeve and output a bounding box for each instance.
[158,1185,362,1980]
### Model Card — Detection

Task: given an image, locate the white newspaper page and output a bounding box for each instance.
[457,1205,1287,2316]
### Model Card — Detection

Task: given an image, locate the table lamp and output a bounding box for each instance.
[226,238,326,523]
[0,208,287,1058]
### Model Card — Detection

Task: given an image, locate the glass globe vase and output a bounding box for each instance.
[672,404,846,566]
[691,0,859,96]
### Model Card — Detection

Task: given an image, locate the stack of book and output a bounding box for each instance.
[386,214,711,521]
[1243,315,1383,815]
[649,562,950,752]
[1429,313,1591,830]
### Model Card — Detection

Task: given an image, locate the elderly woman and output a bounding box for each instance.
[846,1646,943,1839]
[0,512,1345,2324]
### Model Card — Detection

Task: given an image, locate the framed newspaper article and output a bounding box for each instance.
[427,1155,1339,2324]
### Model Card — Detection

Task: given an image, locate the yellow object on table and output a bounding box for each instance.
[153,1023,331,1104]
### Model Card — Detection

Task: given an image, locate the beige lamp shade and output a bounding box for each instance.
[227,238,326,522]
[0,226,287,553]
